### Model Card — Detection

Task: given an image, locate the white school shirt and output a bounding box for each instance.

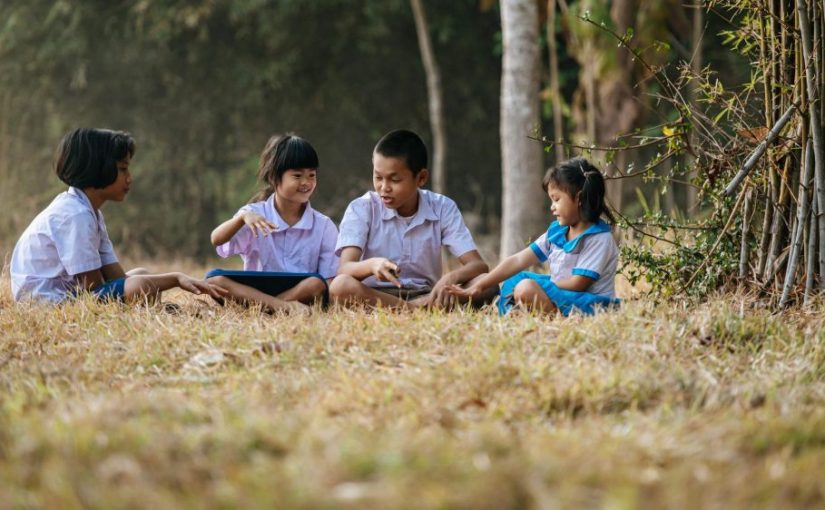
[10,187,119,302]
[529,220,618,298]
[216,198,339,279]
[335,190,477,289]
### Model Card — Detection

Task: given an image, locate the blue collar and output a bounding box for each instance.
[546,219,611,253]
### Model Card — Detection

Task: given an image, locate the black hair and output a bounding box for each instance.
[251,134,319,202]
[55,128,135,189]
[542,157,615,224]
[373,129,428,175]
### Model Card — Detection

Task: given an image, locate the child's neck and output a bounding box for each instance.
[566,219,593,240]
[81,187,105,211]
[273,194,306,226]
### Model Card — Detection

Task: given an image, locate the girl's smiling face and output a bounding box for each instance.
[547,184,581,227]
[275,168,316,204]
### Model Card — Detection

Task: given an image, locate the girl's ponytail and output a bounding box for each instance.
[580,166,615,224]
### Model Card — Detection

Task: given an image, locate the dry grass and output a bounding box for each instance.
[1,270,824,509]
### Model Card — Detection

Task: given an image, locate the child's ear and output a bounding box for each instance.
[417,168,429,187]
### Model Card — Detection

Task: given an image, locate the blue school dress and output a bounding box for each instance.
[498,220,621,316]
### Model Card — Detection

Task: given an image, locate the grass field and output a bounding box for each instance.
[1,272,824,509]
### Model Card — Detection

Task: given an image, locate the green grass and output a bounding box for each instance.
[1,277,824,509]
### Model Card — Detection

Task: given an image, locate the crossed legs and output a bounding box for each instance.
[206,275,326,313]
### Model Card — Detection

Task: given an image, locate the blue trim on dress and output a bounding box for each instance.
[546,219,611,253]
[572,268,600,280]
[529,242,548,262]
[498,272,620,316]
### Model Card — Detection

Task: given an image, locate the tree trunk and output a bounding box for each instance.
[410,0,447,195]
[546,0,564,165]
[500,0,545,258]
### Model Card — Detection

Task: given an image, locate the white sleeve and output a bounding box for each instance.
[216,207,255,258]
[317,219,340,279]
[335,197,371,256]
[53,212,103,276]
[440,198,477,257]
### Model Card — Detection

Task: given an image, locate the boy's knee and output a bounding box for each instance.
[329,274,360,298]
[305,276,328,296]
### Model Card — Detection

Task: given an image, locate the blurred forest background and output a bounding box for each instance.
[0,0,749,261]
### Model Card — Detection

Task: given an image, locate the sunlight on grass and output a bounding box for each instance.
[1,275,823,508]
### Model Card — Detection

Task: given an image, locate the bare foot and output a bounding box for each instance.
[283,301,311,316]
[407,295,431,310]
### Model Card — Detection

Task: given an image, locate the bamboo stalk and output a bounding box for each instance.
[763,157,791,284]
[780,139,815,306]
[798,0,825,288]
[739,185,754,279]
[805,191,817,303]
[722,102,799,196]
[757,192,773,275]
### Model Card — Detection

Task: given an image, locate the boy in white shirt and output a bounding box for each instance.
[330,129,497,309]
[10,128,226,304]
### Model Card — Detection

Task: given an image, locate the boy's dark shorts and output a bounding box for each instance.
[87,277,126,302]
[205,269,328,303]
[373,287,432,300]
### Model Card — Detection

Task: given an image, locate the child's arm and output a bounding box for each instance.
[211,212,278,246]
[427,250,489,306]
[75,268,227,301]
[337,246,402,288]
[552,275,596,292]
[448,247,540,299]
[100,262,127,280]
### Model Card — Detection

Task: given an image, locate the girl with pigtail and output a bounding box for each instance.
[449,158,620,316]
[207,134,339,313]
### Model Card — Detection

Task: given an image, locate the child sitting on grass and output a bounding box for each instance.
[449,158,620,316]
[329,129,497,309]
[10,128,227,304]
[206,134,338,314]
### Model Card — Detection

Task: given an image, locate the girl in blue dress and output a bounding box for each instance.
[449,158,620,316]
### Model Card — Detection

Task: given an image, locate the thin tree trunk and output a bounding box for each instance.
[686,0,703,214]
[410,0,447,194]
[499,0,545,258]
[546,0,564,165]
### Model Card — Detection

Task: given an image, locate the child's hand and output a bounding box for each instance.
[446,283,482,300]
[429,283,457,309]
[176,274,229,299]
[241,212,278,237]
[371,258,401,288]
